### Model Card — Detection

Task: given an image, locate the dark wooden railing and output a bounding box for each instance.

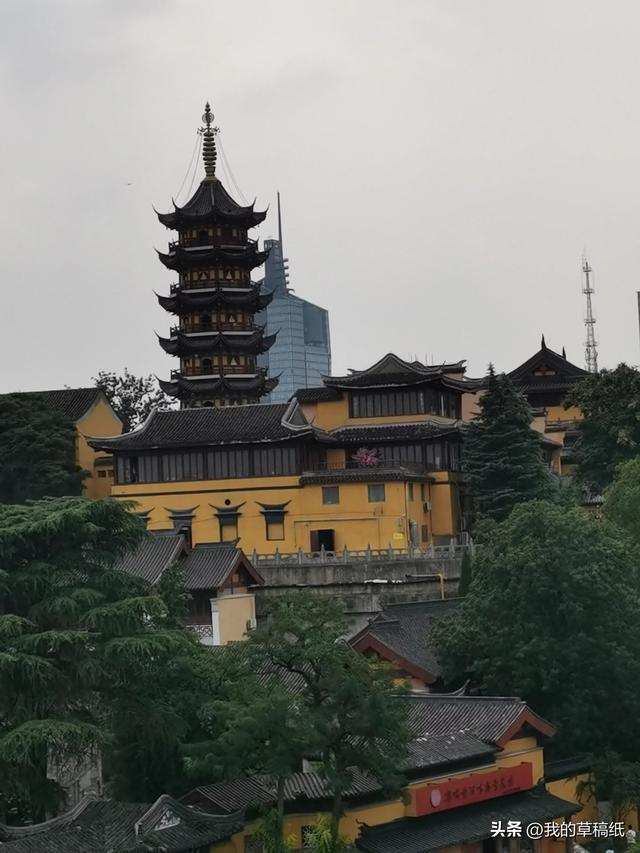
[172,365,258,378]
[172,322,258,335]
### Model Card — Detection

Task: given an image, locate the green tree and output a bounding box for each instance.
[603,457,640,548]
[566,364,640,493]
[93,369,173,432]
[432,501,640,759]
[0,497,204,820]
[457,550,473,595]
[463,367,556,521]
[0,394,85,503]
[244,594,409,848]
[303,817,355,853]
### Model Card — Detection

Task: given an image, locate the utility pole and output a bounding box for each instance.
[582,256,598,373]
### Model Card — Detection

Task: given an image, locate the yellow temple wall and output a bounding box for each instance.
[111,474,458,552]
[77,397,122,499]
[217,593,256,644]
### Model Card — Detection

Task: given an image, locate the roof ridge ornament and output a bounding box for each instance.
[200,102,219,181]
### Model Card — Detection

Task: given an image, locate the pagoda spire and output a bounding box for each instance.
[200,102,219,180]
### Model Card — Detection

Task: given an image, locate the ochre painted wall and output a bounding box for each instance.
[111,475,457,552]
[545,404,582,424]
[299,396,459,432]
[76,397,122,499]
[547,773,597,824]
[217,593,255,644]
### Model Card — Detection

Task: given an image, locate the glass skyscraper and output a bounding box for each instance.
[257,196,331,401]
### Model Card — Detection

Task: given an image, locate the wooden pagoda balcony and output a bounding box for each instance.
[173,365,258,378]
[168,236,255,250]
[172,322,259,335]
[169,281,252,293]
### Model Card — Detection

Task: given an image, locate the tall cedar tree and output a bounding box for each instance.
[93,369,173,432]
[0,497,204,821]
[463,367,555,521]
[221,594,410,847]
[565,364,640,493]
[432,501,640,759]
[0,395,85,503]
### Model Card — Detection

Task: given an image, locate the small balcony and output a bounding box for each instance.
[168,235,254,251]
[172,365,258,378]
[172,322,258,335]
[169,280,252,293]
[304,460,429,475]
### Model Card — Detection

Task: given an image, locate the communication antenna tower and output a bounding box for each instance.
[582,256,598,373]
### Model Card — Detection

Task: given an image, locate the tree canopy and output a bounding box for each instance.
[603,457,640,549]
[196,593,409,849]
[0,394,85,503]
[93,369,173,432]
[432,501,640,759]
[566,363,640,492]
[0,497,206,821]
[463,368,556,521]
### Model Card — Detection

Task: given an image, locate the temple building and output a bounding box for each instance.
[0,387,122,498]
[256,194,332,401]
[90,353,477,553]
[508,337,588,476]
[155,103,277,408]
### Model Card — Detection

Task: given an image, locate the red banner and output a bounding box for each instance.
[414,763,534,816]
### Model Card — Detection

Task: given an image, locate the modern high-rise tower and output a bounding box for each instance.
[257,194,331,401]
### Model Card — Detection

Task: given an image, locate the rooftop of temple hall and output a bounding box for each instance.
[508,336,589,392]
[0,387,112,423]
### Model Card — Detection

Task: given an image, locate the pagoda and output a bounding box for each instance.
[156,103,278,408]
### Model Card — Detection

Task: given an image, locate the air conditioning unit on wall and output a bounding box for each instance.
[246,617,257,631]
[423,501,431,512]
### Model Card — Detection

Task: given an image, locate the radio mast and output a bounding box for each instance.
[582,256,598,373]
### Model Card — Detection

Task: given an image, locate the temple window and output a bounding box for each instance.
[212,503,244,542]
[367,484,386,503]
[322,486,340,505]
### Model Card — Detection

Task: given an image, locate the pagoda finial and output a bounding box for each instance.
[200,102,219,180]
[541,333,546,349]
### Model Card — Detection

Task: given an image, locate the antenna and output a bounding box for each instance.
[582,255,598,373]
[277,191,283,255]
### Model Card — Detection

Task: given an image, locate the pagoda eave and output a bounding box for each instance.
[156,288,273,314]
[159,373,279,400]
[157,246,269,273]
[158,331,277,356]
[157,209,267,230]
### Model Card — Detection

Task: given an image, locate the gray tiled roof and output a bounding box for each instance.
[327,422,460,443]
[0,795,242,852]
[188,734,494,815]
[90,402,303,451]
[294,386,342,403]
[300,468,431,485]
[351,599,462,682]
[323,354,467,390]
[0,388,105,422]
[112,530,187,585]
[356,788,580,853]
[404,731,495,771]
[181,542,262,590]
[404,694,553,745]
[112,533,263,591]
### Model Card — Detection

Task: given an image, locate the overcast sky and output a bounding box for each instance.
[2,0,640,392]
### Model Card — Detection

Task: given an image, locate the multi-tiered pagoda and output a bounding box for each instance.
[156,104,278,408]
